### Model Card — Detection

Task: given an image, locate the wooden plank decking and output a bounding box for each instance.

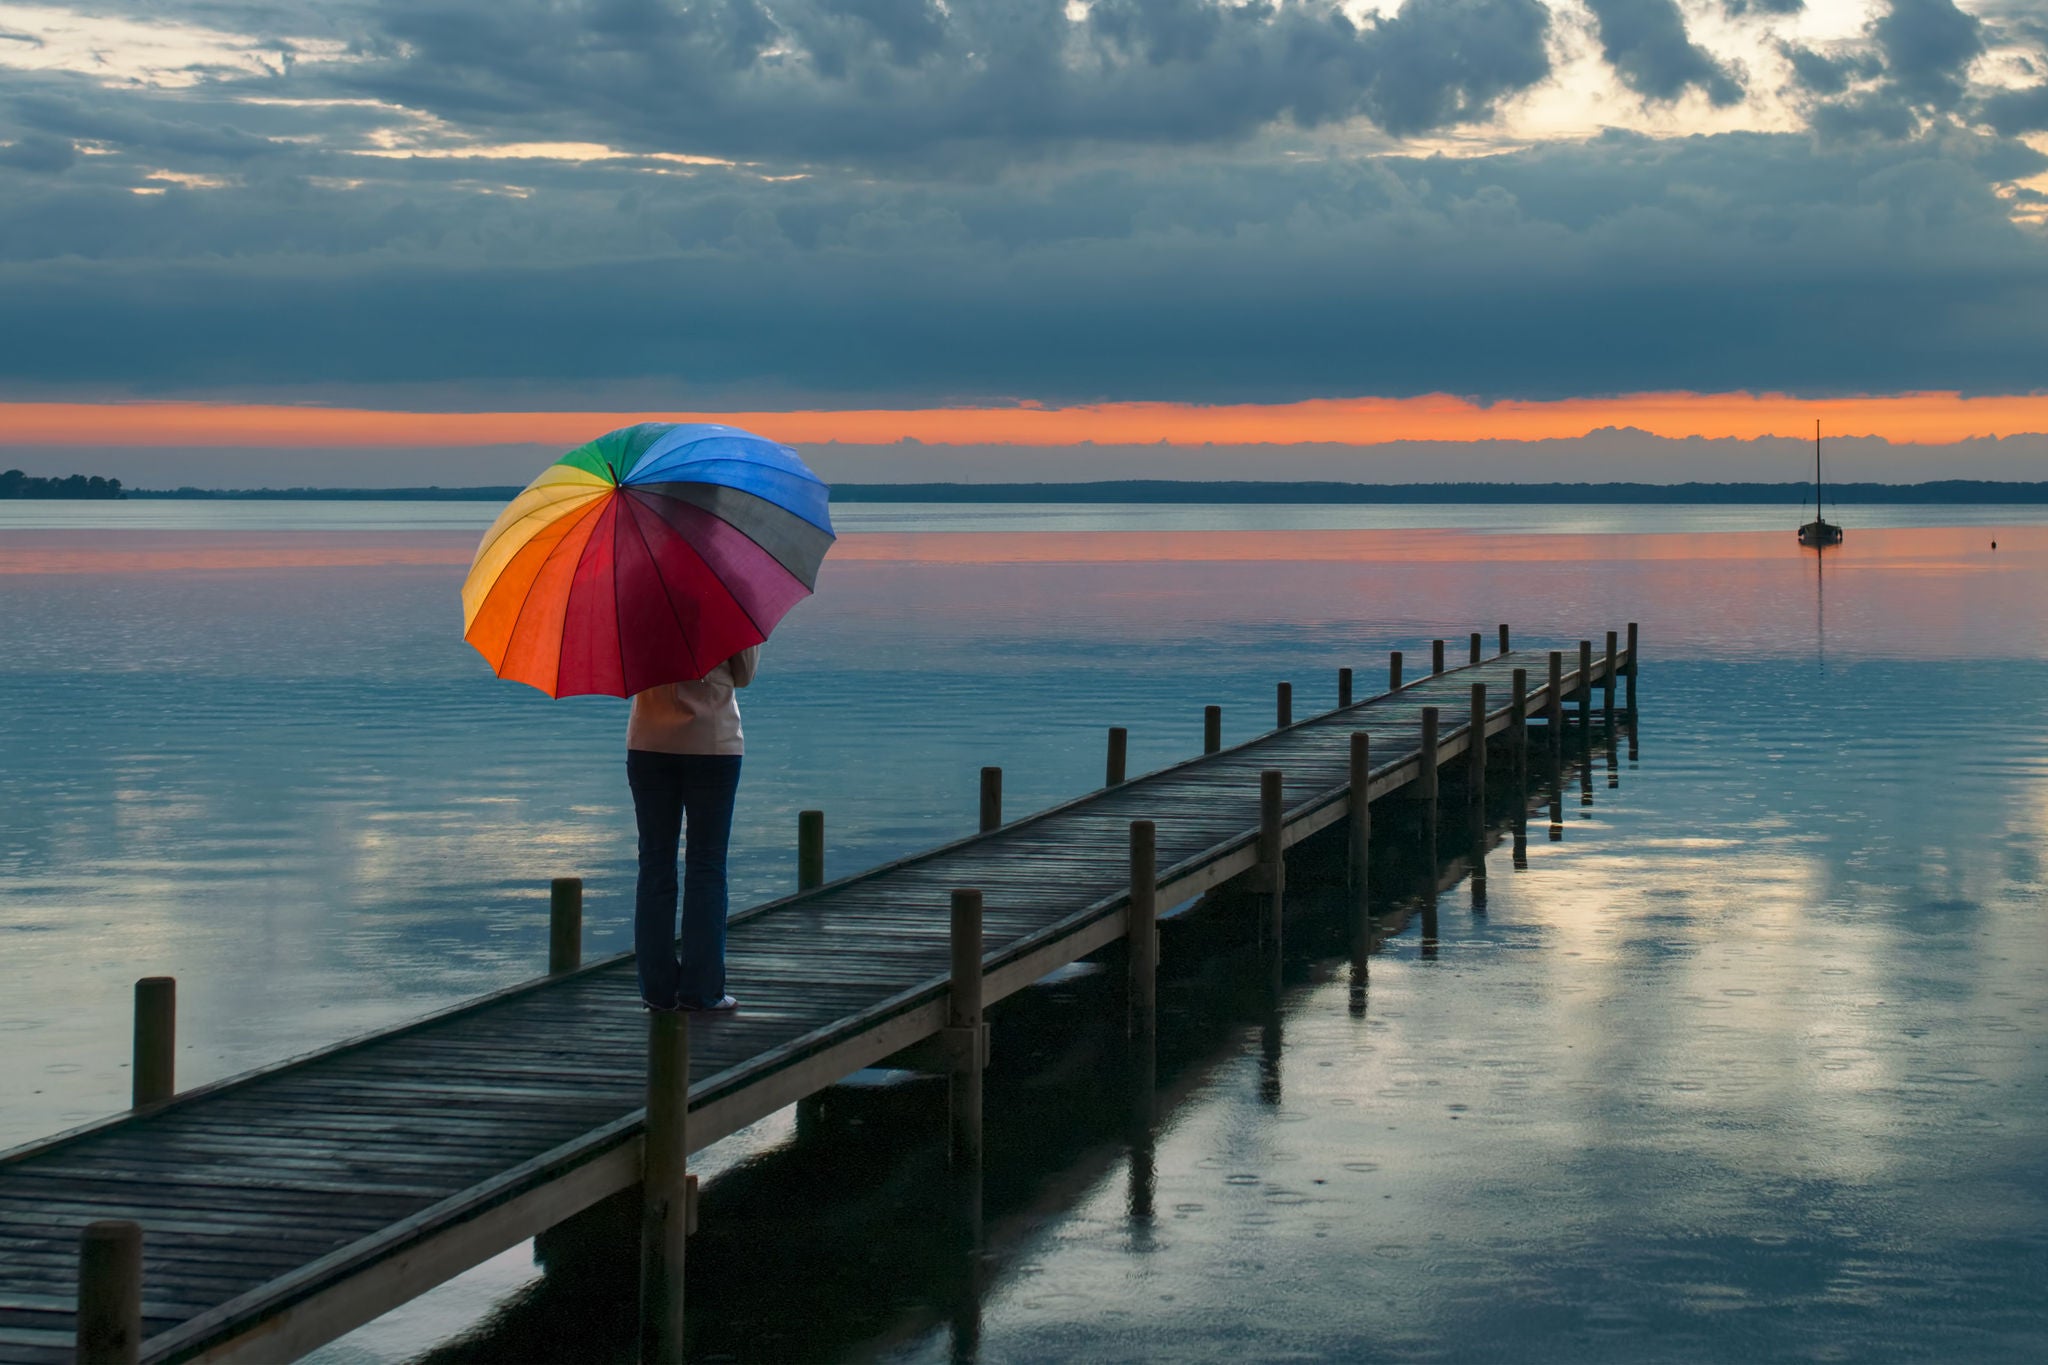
[0,635,1631,1364]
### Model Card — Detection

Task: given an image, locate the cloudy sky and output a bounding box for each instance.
[2,0,2046,482]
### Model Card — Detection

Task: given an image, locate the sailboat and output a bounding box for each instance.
[1797,419,1844,548]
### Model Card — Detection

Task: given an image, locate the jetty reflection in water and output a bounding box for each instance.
[413,721,1633,1365]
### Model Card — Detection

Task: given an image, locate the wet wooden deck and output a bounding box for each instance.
[0,632,1631,1364]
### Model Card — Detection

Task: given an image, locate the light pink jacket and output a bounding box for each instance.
[625,646,760,755]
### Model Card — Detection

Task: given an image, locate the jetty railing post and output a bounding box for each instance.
[1390,651,1403,691]
[1106,729,1128,787]
[1128,822,1157,1044]
[1498,623,1511,655]
[1419,706,1440,845]
[1468,683,1487,808]
[1604,630,1619,721]
[132,977,174,1109]
[1203,705,1222,755]
[1276,682,1292,730]
[948,889,986,1170]
[1547,650,1564,755]
[1347,733,1371,912]
[639,1010,689,1365]
[549,877,583,975]
[979,768,1002,833]
[76,1219,142,1365]
[799,810,825,889]
[1469,632,1481,666]
[1431,639,1445,675]
[1338,667,1353,709]
[1259,770,1285,946]
[1626,620,1640,712]
[1511,668,1529,788]
[1578,640,1593,732]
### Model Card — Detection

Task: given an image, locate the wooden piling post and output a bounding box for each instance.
[1347,733,1371,909]
[1469,632,1482,666]
[1604,630,1619,718]
[1390,651,1403,691]
[1338,667,1353,709]
[1431,639,1445,675]
[1468,682,1487,807]
[1203,705,1222,755]
[1579,640,1593,730]
[76,1220,142,1365]
[1511,667,1529,786]
[639,1010,689,1365]
[1419,705,1440,813]
[549,878,582,974]
[132,977,174,1109]
[1259,770,1285,945]
[798,810,826,889]
[1106,728,1128,787]
[1547,648,1564,746]
[1498,623,1511,655]
[1276,682,1292,730]
[979,769,1002,833]
[1626,621,1640,710]
[1128,822,1157,1043]
[948,889,986,1170]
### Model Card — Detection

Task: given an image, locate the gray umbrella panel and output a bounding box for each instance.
[631,481,837,590]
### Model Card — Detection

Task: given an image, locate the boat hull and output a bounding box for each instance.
[1798,520,1844,548]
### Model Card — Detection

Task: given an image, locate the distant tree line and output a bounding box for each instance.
[116,478,2048,504]
[0,469,125,499]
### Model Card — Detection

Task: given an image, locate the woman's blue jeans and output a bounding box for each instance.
[627,750,742,1009]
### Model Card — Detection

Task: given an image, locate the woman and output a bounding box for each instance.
[627,644,760,1012]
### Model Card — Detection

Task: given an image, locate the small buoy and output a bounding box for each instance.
[1992,541,1998,550]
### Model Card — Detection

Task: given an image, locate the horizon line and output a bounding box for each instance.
[6,390,2048,449]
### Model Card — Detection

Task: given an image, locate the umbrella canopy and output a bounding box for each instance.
[462,422,833,697]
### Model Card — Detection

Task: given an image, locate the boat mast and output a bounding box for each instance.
[1815,419,1822,520]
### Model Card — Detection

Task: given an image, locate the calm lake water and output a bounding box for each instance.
[2,504,2045,1362]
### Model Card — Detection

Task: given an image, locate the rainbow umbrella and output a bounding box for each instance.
[462,422,833,697]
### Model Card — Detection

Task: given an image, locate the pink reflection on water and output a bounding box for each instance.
[814,526,2048,663]
[0,531,479,575]
[5,524,2042,662]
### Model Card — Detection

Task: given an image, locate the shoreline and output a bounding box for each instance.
[99,478,2048,504]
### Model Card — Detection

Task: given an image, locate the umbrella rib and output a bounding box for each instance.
[619,493,701,685]
[624,488,773,641]
[469,482,599,576]
[612,496,629,695]
[490,494,606,683]
[532,494,609,694]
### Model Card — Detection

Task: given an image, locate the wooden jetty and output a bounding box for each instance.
[1,625,1635,1365]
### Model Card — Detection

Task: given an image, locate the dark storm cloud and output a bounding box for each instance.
[11,90,288,163]
[1780,45,1881,97]
[1981,82,2048,134]
[1809,91,1919,138]
[307,0,1554,162]
[1582,0,1745,107]
[1359,0,1553,135]
[1802,0,1999,141]
[2,130,2044,405]
[0,133,76,173]
[1872,0,1985,110]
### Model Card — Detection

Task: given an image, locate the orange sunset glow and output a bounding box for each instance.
[6,390,2047,450]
